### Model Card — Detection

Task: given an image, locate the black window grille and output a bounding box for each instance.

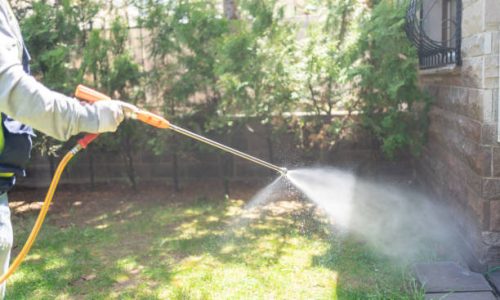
[405,0,462,69]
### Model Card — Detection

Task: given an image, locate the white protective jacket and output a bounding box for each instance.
[0,0,122,141]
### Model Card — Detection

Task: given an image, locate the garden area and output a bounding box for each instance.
[3,0,453,299]
[8,181,428,299]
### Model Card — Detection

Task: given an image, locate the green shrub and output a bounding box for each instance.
[351,0,431,158]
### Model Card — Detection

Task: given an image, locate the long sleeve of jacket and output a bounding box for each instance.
[0,1,100,141]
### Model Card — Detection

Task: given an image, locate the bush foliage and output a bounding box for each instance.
[14,0,429,184]
[352,1,431,158]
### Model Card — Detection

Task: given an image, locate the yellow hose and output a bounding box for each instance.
[0,147,78,284]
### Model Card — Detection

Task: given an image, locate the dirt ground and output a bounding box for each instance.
[8,180,268,227]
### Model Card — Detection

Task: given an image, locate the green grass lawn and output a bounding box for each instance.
[7,185,424,299]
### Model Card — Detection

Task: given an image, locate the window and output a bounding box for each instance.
[405,0,462,69]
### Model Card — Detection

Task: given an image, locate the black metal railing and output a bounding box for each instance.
[405,0,462,69]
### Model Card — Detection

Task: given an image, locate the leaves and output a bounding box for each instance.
[17,0,430,164]
[18,0,101,157]
[351,0,431,158]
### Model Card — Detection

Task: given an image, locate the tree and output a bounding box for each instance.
[82,18,143,189]
[78,28,112,188]
[140,0,229,192]
[351,0,431,158]
[18,0,99,176]
[216,0,298,165]
[289,0,364,162]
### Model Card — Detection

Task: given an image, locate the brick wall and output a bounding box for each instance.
[417,0,500,268]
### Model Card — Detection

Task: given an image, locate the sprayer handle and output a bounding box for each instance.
[74,85,107,148]
[75,85,111,103]
[75,85,171,129]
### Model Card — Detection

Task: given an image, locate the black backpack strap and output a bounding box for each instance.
[0,43,34,193]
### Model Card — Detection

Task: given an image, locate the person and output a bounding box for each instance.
[0,0,127,297]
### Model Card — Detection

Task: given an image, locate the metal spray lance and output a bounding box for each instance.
[75,85,288,175]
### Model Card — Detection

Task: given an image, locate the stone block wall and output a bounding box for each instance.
[417,0,500,268]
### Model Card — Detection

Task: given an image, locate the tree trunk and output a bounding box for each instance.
[88,147,95,190]
[224,150,233,196]
[337,3,350,47]
[218,134,233,197]
[319,146,328,163]
[266,125,274,163]
[220,153,231,197]
[168,98,180,192]
[125,151,137,191]
[124,136,137,190]
[171,136,180,192]
[48,155,55,178]
[223,168,230,196]
[223,0,238,19]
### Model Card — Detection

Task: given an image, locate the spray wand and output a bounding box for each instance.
[75,85,287,175]
[0,85,287,284]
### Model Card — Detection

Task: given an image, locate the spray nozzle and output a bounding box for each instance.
[279,167,288,176]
